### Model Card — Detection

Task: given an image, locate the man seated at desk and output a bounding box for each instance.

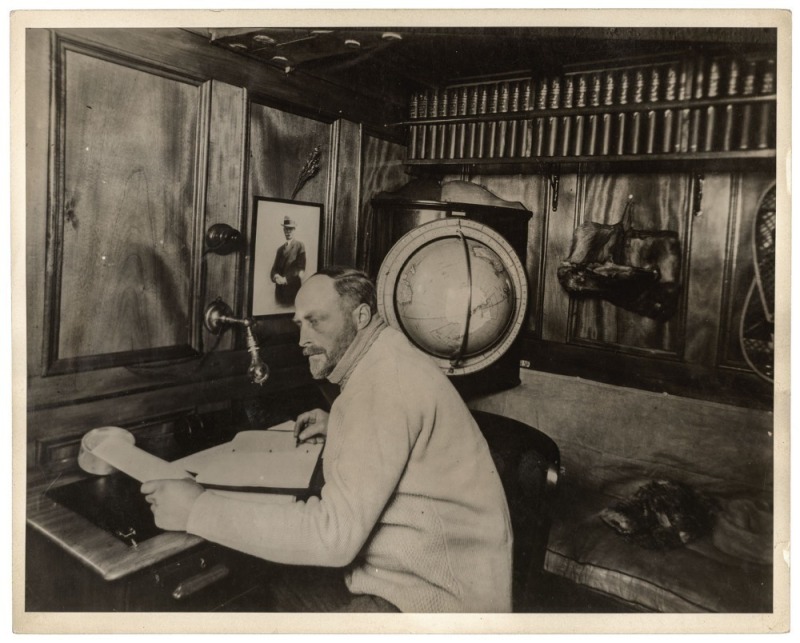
[142,267,513,613]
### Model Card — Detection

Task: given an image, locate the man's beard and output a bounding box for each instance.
[304,325,357,380]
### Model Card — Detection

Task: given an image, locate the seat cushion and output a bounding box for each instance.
[545,483,773,613]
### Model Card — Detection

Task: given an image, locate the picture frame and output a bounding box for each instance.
[249,197,323,318]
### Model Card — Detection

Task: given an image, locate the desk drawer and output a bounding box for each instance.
[124,545,266,611]
[26,527,269,612]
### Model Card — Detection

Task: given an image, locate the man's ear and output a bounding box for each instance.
[352,303,373,331]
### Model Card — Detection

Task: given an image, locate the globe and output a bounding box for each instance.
[377,218,528,376]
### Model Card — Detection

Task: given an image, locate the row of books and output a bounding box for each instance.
[408,99,776,160]
[407,53,776,161]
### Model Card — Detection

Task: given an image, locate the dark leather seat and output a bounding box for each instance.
[471,410,560,612]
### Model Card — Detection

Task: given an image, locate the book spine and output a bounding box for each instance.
[486,83,499,158]
[536,76,549,111]
[437,88,449,160]
[408,92,419,159]
[573,74,587,156]
[721,58,740,151]
[629,68,645,154]
[630,112,642,156]
[615,70,630,155]
[496,81,509,158]
[703,57,722,151]
[517,79,533,157]
[662,63,678,153]
[427,89,439,159]
[615,113,627,156]
[417,90,428,159]
[519,79,533,157]
[586,72,602,156]
[645,111,658,154]
[662,110,674,154]
[561,75,575,157]
[534,117,546,157]
[689,57,705,153]
[675,58,694,153]
[600,70,615,155]
[467,85,479,158]
[530,77,547,157]
[447,88,459,159]
[505,81,518,157]
[738,59,757,150]
[756,58,776,149]
[645,67,660,154]
[546,76,561,156]
[476,84,488,158]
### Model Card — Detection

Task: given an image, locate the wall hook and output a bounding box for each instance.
[549,167,561,212]
[534,160,560,211]
[693,172,705,217]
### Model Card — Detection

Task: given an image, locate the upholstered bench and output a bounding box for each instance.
[470,369,775,613]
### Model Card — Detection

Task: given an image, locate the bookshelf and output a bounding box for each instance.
[401,51,777,173]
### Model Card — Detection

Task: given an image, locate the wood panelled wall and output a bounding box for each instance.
[449,167,773,409]
[568,172,691,354]
[25,28,407,468]
[357,134,409,271]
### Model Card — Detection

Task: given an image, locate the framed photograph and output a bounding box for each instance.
[249,197,323,317]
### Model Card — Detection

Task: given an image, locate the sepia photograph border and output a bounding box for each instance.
[8,5,792,637]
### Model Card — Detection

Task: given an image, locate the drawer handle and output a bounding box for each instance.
[171,563,230,600]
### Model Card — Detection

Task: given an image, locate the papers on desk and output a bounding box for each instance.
[174,420,324,494]
[84,420,323,496]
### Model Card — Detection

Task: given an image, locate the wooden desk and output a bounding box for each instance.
[26,473,273,611]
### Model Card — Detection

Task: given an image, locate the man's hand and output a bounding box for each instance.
[141,479,205,531]
[273,274,287,285]
[294,408,329,444]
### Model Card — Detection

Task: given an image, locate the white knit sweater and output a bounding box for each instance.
[186,324,513,612]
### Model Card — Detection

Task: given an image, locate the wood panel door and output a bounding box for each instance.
[44,35,208,375]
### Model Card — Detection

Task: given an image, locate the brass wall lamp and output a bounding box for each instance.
[203,298,269,386]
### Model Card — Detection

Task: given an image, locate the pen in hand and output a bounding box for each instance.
[293,409,327,449]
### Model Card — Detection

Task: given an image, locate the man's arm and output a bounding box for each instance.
[184,382,421,568]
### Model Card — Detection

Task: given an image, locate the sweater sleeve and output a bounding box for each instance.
[186,369,421,567]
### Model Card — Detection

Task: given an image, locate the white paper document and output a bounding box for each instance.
[87,421,322,492]
[90,435,190,483]
[174,421,323,492]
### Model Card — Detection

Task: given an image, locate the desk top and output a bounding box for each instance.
[27,472,204,582]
